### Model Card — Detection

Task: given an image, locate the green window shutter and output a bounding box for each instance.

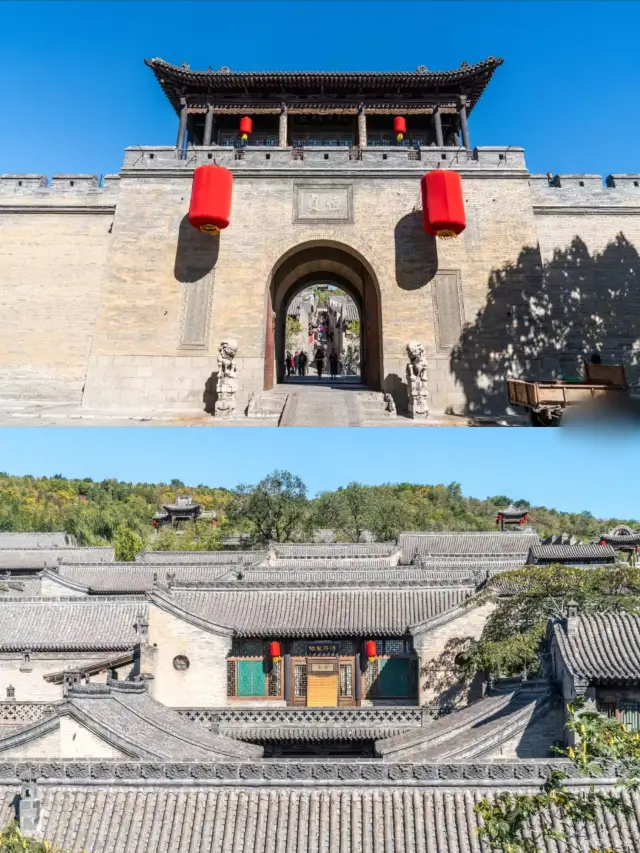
[620,701,640,731]
[237,660,267,697]
[377,658,410,698]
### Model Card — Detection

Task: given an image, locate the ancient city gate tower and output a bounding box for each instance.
[2,56,640,415]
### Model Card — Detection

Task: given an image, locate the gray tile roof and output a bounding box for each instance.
[272,544,397,558]
[398,532,539,563]
[0,598,146,650]
[0,547,115,571]
[0,532,75,548]
[5,779,640,853]
[265,557,396,570]
[376,685,557,761]
[0,577,41,595]
[56,563,238,593]
[171,587,472,636]
[529,543,616,562]
[552,613,640,681]
[136,550,265,564]
[220,569,478,586]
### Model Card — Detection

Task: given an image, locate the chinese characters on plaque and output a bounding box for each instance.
[295,186,352,222]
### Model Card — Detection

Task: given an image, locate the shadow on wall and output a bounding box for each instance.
[203,372,217,415]
[450,233,640,415]
[174,215,220,282]
[383,372,409,414]
[394,212,438,291]
[420,636,485,707]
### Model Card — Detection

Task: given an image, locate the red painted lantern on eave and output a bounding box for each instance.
[393,116,406,142]
[188,165,233,235]
[365,640,377,663]
[239,116,253,141]
[269,641,281,663]
[600,539,607,547]
[421,170,466,239]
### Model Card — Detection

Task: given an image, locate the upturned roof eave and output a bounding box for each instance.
[144,56,504,118]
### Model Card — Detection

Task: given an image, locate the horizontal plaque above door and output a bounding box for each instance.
[294,184,353,223]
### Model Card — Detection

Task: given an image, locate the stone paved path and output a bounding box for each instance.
[279,384,364,427]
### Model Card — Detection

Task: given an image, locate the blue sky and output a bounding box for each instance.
[1,1,639,178]
[0,428,637,520]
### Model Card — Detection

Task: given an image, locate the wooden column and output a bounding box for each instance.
[279,104,288,147]
[284,653,291,704]
[176,99,188,152]
[433,106,444,147]
[354,646,362,704]
[459,99,471,150]
[357,105,367,148]
[204,106,215,146]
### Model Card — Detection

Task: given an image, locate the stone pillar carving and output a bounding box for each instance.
[357,105,367,148]
[458,98,471,150]
[433,107,444,147]
[176,99,188,152]
[406,341,429,420]
[215,339,239,418]
[204,106,215,146]
[279,104,288,147]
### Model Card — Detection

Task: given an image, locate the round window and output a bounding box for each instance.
[173,655,190,671]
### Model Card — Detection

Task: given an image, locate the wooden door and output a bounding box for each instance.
[306,658,339,707]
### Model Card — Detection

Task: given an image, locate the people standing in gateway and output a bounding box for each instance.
[314,345,325,378]
[293,352,300,376]
[298,351,307,377]
[329,348,339,379]
[286,351,294,377]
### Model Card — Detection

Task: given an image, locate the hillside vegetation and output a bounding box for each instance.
[0,471,634,551]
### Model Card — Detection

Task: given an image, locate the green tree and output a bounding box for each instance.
[346,320,360,338]
[230,470,308,544]
[315,482,373,542]
[459,563,640,680]
[476,699,640,853]
[285,316,303,351]
[0,822,70,852]
[113,526,144,562]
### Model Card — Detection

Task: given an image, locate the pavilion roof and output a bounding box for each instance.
[144,57,504,116]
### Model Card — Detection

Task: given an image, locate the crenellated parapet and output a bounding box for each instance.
[530,173,640,211]
[0,174,120,204]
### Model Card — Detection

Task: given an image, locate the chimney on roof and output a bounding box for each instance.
[18,782,41,834]
[566,599,579,619]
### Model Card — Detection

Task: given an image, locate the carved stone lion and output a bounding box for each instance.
[406,340,429,419]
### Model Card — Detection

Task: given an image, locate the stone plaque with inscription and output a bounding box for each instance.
[294,185,353,223]
[432,271,464,352]
[179,272,214,349]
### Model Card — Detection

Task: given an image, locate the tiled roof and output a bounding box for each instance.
[0,532,74,548]
[0,577,41,595]
[266,557,395,569]
[0,547,114,571]
[399,532,539,563]
[56,563,238,593]
[4,779,639,853]
[171,587,472,637]
[145,56,505,115]
[221,569,478,586]
[0,598,146,650]
[227,725,410,742]
[552,613,640,681]
[136,550,264,564]
[272,544,397,558]
[376,686,556,761]
[529,543,616,562]
[67,684,262,760]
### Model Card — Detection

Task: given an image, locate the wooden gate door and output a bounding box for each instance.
[306,658,339,707]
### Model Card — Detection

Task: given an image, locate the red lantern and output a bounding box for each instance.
[152,519,157,527]
[421,170,466,239]
[211,518,218,528]
[393,116,406,142]
[269,641,281,662]
[497,514,503,522]
[239,116,253,141]
[365,640,376,663]
[188,165,233,235]
[600,539,607,547]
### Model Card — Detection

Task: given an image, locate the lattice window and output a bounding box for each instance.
[226,661,236,697]
[231,640,265,657]
[383,639,405,655]
[365,660,379,698]
[339,664,353,698]
[620,701,640,731]
[597,700,617,718]
[290,641,308,656]
[294,664,307,698]
[268,662,282,697]
[339,639,355,655]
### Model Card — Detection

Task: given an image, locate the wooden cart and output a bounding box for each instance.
[507,363,628,426]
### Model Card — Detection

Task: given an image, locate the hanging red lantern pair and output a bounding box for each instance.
[365,640,377,663]
[421,170,466,239]
[269,641,281,662]
[188,165,233,235]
